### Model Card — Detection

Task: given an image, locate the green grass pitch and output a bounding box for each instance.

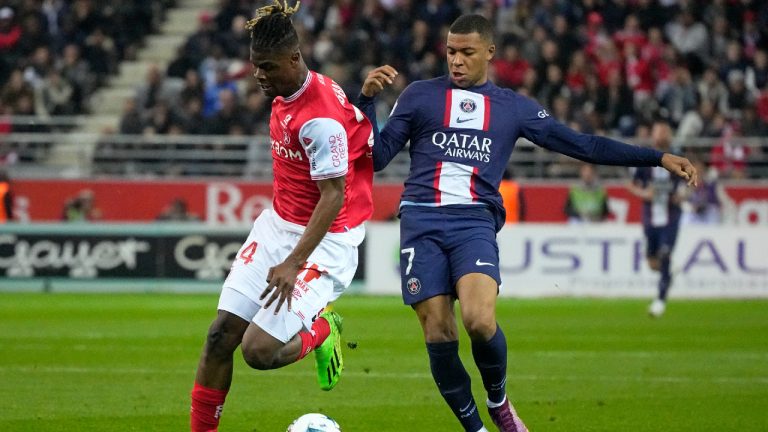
[1,293,767,431]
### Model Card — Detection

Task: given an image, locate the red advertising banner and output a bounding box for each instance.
[9,179,768,224]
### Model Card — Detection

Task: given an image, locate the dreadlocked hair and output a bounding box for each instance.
[246,1,301,52]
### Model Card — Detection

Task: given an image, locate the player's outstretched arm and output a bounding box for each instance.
[660,153,698,187]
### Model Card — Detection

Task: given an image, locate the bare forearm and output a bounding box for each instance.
[285,188,343,266]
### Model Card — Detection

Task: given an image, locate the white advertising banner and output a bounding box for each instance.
[365,223,768,298]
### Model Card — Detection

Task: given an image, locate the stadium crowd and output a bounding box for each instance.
[0,0,172,119]
[2,0,768,178]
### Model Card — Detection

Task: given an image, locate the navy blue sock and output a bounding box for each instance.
[471,325,508,405]
[426,341,484,432]
[658,256,672,300]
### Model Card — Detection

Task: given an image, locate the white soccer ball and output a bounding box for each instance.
[286,413,341,432]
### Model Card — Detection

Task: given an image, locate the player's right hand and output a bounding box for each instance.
[261,258,302,314]
[361,65,398,98]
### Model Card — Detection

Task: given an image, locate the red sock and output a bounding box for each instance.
[296,316,332,361]
[190,382,228,432]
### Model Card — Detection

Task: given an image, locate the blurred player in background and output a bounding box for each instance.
[564,163,611,223]
[627,120,685,317]
[359,14,696,432]
[190,2,374,431]
[0,169,14,223]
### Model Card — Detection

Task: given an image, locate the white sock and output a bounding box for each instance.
[487,395,508,409]
[475,427,490,432]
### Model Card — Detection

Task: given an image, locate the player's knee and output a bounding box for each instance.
[647,258,660,271]
[204,324,240,360]
[462,316,496,341]
[422,320,458,343]
[241,344,278,370]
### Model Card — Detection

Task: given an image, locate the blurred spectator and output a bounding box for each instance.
[119,97,144,134]
[179,97,206,135]
[0,169,14,223]
[62,189,101,221]
[666,8,708,75]
[492,39,529,89]
[35,69,74,116]
[1,69,34,114]
[710,122,750,179]
[156,198,200,222]
[746,49,768,93]
[135,64,177,112]
[597,69,635,135]
[202,63,237,117]
[660,65,697,126]
[143,101,178,135]
[0,7,22,81]
[564,163,610,223]
[680,160,729,225]
[167,44,198,79]
[726,69,756,120]
[83,27,117,80]
[179,68,204,108]
[203,88,245,135]
[719,40,749,83]
[241,89,269,135]
[57,44,94,113]
[697,67,730,116]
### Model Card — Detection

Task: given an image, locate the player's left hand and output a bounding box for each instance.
[661,153,698,187]
[260,258,303,314]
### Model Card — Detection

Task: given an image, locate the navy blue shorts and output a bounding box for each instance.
[398,206,500,305]
[644,223,680,258]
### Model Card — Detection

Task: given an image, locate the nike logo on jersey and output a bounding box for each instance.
[456,116,476,123]
[475,259,495,267]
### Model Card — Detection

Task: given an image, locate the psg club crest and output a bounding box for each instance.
[459,98,477,113]
[406,277,421,295]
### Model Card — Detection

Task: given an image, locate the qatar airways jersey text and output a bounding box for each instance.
[270,71,374,232]
[358,76,664,230]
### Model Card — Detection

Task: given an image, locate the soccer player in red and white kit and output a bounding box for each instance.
[189,2,373,431]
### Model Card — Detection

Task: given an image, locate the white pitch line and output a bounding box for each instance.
[1,365,766,385]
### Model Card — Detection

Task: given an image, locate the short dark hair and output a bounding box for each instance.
[449,14,494,43]
[246,1,301,53]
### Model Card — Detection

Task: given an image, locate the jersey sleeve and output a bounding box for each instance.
[357,83,417,171]
[515,95,663,167]
[298,117,349,180]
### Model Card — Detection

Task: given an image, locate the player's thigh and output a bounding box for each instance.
[252,237,357,344]
[659,223,680,257]
[446,222,501,289]
[644,226,662,259]
[399,232,451,305]
[250,265,335,343]
[219,211,285,321]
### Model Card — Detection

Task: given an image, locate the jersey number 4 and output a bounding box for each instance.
[239,241,258,265]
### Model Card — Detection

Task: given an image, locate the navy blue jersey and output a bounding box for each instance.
[358,76,664,229]
[633,166,682,228]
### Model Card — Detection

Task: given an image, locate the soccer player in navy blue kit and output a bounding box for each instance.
[358,14,698,432]
[627,121,685,317]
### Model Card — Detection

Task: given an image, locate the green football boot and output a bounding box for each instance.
[314,310,344,391]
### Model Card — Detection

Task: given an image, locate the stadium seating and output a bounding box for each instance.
[1,1,767,179]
